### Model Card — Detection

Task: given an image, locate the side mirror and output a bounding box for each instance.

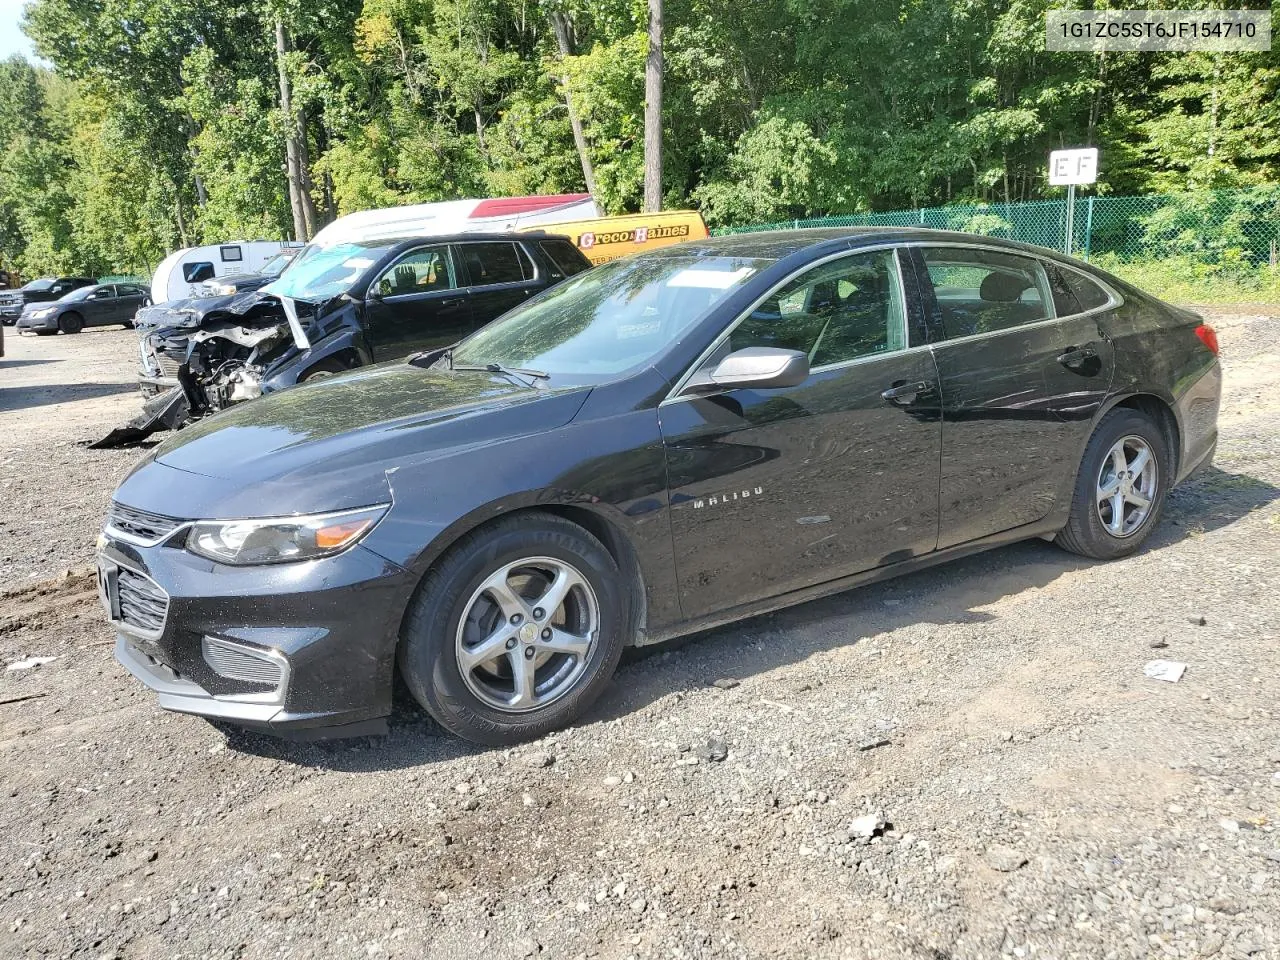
[681,346,809,397]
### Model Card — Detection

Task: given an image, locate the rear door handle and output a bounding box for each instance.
[1057,344,1098,368]
[881,380,930,405]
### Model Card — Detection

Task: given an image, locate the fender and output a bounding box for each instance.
[261,324,375,390]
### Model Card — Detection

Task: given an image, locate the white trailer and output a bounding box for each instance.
[150,241,303,303]
[306,193,600,246]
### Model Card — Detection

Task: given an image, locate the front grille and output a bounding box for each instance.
[117,566,169,635]
[202,637,284,687]
[107,502,185,543]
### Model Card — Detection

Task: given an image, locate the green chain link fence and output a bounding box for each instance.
[717,185,1280,302]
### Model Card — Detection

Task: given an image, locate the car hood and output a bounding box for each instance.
[136,361,592,511]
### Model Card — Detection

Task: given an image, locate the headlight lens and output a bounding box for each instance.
[30,307,54,318]
[209,283,237,295]
[185,505,389,565]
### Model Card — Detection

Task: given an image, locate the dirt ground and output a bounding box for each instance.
[0,310,1277,960]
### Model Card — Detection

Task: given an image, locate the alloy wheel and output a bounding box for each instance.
[454,556,599,713]
[1096,435,1158,538]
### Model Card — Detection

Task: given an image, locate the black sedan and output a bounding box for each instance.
[17,282,151,334]
[98,229,1221,744]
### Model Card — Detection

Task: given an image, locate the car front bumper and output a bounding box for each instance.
[16,315,55,331]
[98,526,419,737]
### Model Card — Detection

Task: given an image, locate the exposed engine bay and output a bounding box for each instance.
[91,291,322,448]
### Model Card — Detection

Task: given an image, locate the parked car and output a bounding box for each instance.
[16,282,151,335]
[92,231,592,446]
[98,228,1221,744]
[0,276,96,325]
[196,248,301,297]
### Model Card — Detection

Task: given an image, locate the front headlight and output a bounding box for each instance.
[29,307,55,318]
[209,283,237,295]
[185,505,389,565]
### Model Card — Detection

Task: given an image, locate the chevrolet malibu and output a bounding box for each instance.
[98,229,1221,745]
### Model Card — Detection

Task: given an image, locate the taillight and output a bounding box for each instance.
[1194,324,1219,356]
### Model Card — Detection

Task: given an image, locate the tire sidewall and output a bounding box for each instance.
[59,312,83,334]
[1071,409,1171,558]
[402,519,628,744]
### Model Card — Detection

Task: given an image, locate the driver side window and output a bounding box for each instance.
[721,248,908,369]
[373,246,456,298]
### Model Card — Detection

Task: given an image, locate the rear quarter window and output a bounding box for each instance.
[538,239,590,280]
[1059,268,1113,312]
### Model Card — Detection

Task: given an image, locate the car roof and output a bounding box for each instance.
[367,232,564,250]
[631,226,1080,264]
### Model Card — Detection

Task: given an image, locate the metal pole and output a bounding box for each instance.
[1084,196,1095,262]
[1064,184,1076,256]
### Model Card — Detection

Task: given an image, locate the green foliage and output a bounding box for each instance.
[2,0,1279,293]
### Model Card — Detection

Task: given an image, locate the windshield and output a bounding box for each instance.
[22,278,55,292]
[60,286,97,302]
[263,240,399,301]
[449,254,770,384]
[258,252,294,278]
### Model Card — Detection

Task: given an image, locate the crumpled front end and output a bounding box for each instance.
[96,292,309,448]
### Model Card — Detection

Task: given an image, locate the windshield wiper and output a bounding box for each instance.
[451,361,550,388]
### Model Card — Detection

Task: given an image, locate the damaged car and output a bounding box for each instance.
[95,232,591,447]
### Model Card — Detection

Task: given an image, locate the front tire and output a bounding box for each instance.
[299,358,351,382]
[399,513,629,745]
[59,312,84,334]
[1056,408,1170,560]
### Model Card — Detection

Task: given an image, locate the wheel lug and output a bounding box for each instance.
[533,607,545,620]
[541,628,552,640]
[523,647,535,660]
[505,637,517,650]
[510,613,522,625]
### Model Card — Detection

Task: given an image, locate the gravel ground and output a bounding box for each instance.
[0,309,1277,960]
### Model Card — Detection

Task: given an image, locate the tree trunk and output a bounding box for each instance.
[275,20,319,241]
[643,0,663,212]
[172,187,189,248]
[550,11,598,197]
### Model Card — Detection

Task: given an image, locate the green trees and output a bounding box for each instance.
[2,0,1278,276]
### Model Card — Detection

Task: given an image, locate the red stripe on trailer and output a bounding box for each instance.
[468,194,592,219]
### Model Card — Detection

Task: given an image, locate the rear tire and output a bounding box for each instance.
[399,513,629,745]
[59,312,84,334]
[1055,408,1170,560]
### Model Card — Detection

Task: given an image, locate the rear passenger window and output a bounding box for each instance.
[459,243,526,286]
[538,239,589,279]
[1059,267,1112,312]
[921,248,1052,339]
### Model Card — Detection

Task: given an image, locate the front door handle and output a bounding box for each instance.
[440,297,463,307]
[881,379,930,405]
[1056,344,1098,368]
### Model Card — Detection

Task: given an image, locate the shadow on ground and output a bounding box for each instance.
[0,358,64,369]
[0,381,134,411]
[222,465,1278,773]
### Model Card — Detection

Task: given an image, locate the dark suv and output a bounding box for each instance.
[0,276,96,325]
[99,233,592,446]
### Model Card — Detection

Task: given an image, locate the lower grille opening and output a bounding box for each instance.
[201,637,284,688]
